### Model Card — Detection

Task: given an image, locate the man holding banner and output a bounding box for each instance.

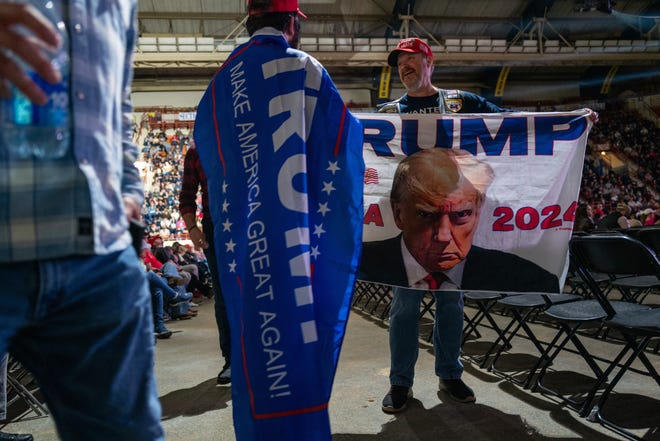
[363,37,597,414]
[374,37,516,413]
[193,1,364,440]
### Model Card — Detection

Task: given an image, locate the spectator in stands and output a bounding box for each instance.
[154,247,192,296]
[597,203,631,230]
[141,240,163,271]
[641,208,657,226]
[179,144,232,385]
[628,215,643,228]
[143,269,175,339]
[592,202,605,221]
[139,244,192,337]
[149,235,164,250]
[172,241,212,290]
[573,203,596,233]
[0,2,164,439]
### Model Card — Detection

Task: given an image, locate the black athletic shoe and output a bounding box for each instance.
[154,327,173,339]
[217,365,231,385]
[439,378,476,403]
[381,385,412,413]
[0,431,34,441]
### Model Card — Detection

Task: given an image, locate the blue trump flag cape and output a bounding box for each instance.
[194,30,364,441]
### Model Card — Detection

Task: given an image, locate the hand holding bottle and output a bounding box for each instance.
[0,1,70,159]
[0,2,62,105]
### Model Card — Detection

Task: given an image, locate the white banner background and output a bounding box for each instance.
[357,110,592,284]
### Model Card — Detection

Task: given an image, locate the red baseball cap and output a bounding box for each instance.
[387,37,433,66]
[247,0,307,18]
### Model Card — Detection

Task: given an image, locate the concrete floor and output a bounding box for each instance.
[3,296,659,441]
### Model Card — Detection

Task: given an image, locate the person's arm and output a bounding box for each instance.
[581,108,599,124]
[179,148,209,249]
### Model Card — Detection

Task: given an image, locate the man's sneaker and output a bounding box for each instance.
[439,378,476,403]
[155,327,173,339]
[381,385,412,413]
[217,365,231,385]
[171,291,193,303]
[0,431,34,441]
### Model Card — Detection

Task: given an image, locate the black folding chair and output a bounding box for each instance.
[352,281,393,320]
[585,308,660,440]
[462,291,506,343]
[636,226,660,353]
[460,291,508,367]
[564,251,612,299]
[2,356,49,426]
[566,234,660,440]
[600,228,660,305]
[488,293,582,388]
[608,272,659,304]
[637,227,660,255]
[532,235,651,417]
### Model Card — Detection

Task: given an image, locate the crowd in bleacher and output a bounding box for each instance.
[577,107,659,229]
[139,130,199,240]
[134,129,212,339]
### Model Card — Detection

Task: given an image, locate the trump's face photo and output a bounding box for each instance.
[390,149,492,274]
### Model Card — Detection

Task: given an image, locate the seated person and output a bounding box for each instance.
[154,247,193,299]
[141,240,162,271]
[172,242,213,289]
[140,248,193,336]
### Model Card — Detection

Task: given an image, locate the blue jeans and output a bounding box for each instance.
[145,271,178,304]
[145,271,178,331]
[0,248,164,441]
[203,217,231,364]
[389,287,464,387]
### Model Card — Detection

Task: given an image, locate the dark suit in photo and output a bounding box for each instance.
[358,235,559,293]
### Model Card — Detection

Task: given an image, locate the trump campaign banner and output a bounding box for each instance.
[357,110,593,293]
[194,32,364,441]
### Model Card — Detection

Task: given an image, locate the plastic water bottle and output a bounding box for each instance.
[0,1,70,159]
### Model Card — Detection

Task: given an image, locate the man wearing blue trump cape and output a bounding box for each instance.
[193,0,364,439]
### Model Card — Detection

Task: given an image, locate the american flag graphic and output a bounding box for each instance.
[364,167,379,185]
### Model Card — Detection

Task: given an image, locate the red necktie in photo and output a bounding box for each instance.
[424,273,446,290]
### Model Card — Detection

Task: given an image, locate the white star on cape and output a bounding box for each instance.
[317,202,331,217]
[313,223,326,238]
[322,181,335,196]
[327,161,340,175]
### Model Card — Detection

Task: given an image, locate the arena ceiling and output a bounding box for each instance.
[134,0,660,103]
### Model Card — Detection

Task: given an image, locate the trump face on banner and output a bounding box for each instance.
[359,148,559,293]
